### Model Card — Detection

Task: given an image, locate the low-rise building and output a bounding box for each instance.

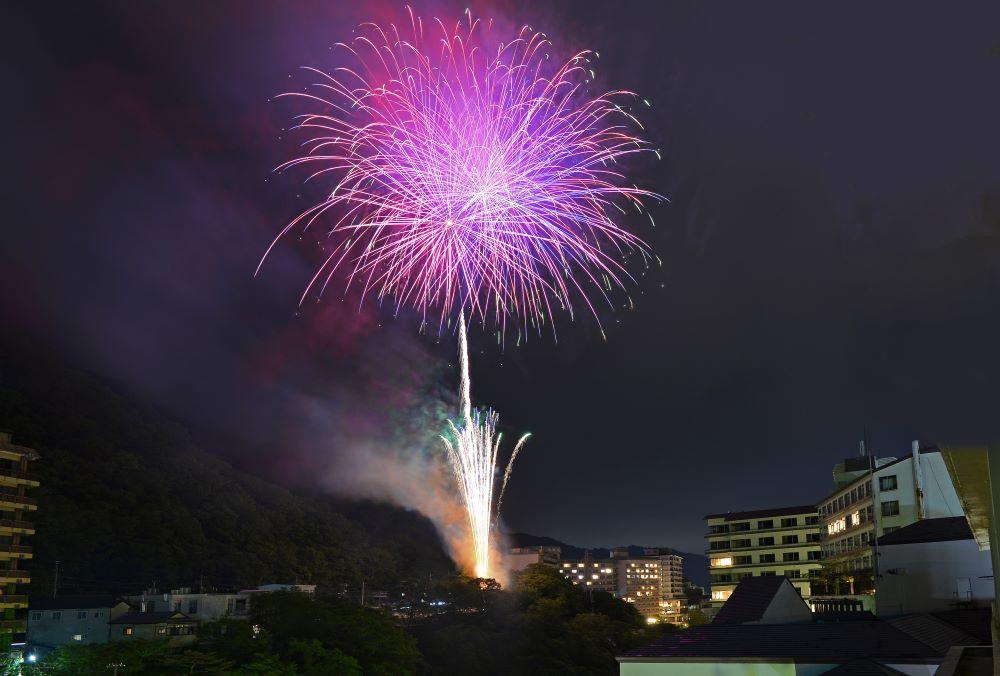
[109,611,197,646]
[705,505,822,606]
[507,546,561,573]
[127,588,250,622]
[27,596,131,651]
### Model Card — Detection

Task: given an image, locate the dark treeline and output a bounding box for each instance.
[0,340,453,598]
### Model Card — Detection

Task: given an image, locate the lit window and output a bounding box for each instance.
[73,634,83,641]
[124,627,133,636]
[710,557,733,567]
[711,590,731,601]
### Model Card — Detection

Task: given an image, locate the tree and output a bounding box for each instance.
[162,648,235,674]
[38,640,171,675]
[686,608,710,626]
[288,640,362,676]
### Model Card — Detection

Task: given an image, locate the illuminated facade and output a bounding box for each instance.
[558,548,686,621]
[0,432,39,650]
[705,506,821,607]
[814,443,963,607]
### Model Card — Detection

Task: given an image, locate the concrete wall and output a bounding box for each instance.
[878,538,994,615]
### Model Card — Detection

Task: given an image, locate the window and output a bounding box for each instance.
[781,517,797,528]
[881,500,900,517]
[807,533,822,542]
[124,626,134,636]
[94,611,103,618]
[709,540,731,551]
[784,569,801,578]
[782,535,799,545]
[173,601,181,612]
[760,571,776,577]
[883,526,899,534]
[757,520,773,529]
[758,537,775,546]
[850,488,858,502]
[759,554,776,563]
[805,515,819,525]
[732,522,750,532]
[711,590,730,601]
[709,524,731,534]
[783,552,800,562]
[733,538,751,548]
[52,612,62,621]
[30,612,41,621]
[77,610,87,620]
[711,557,733,567]
[73,634,83,641]
[734,556,752,565]
[879,475,898,491]
[808,550,822,560]
[187,600,198,615]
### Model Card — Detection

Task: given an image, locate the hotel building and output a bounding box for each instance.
[705,505,822,607]
[0,432,39,650]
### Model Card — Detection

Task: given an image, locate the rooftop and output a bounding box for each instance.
[877,516,973,546]
[110,611,196,625]
[30,596,126,611]
[619,621,940,663]
[704,504,818,521]
[712,575,789,625]
[619,609,990,665]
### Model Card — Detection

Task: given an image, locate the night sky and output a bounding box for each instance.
[5,1,1000,555]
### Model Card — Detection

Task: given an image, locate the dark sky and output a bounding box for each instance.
[4,1,1000,554]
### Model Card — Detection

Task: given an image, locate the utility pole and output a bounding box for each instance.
[53,560,60,598]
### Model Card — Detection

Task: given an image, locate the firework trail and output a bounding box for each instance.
[264,8,659,578]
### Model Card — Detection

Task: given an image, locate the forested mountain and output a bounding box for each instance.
[0,339,454,598]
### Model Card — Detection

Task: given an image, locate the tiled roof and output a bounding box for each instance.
[888,614,980,653]
[618,621,941,662]
[712,575,789,625]
[930,609,992,644]
[110,611,195,625]
[30,596,126,611]
[704,505,818,521]
[877,517,973,546]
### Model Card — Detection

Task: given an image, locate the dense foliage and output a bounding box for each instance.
[29,569,671,675]
[0,342,453,597]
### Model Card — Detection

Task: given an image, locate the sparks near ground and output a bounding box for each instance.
[263,8,659,579]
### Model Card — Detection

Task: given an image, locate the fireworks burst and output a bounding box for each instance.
[264,8,659,579]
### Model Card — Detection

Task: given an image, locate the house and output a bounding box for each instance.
[877,517,993,616]
[712,575,812,625]
[109,611,197,646]
[27,596,131,651]
[127,588,250,622]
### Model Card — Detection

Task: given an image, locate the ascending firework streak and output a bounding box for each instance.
[441,313,530,578]
[262,8,659,579]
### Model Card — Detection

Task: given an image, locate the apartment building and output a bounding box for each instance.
[705,506,822,606]
[815,442,963,608]
[559,553,618,594]
[0,432,39,649]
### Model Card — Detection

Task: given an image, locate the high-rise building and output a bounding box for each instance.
[556,547,685,621]
[705,506,822,607]
[0,432,39,650]
[813,442,963,610]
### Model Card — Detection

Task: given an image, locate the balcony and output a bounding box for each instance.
[0,545,32,560]
[0,571,30,584]
[0,519,35,534]
[0,595,28,609]
[0,471,39,488]
[0,494,37,512]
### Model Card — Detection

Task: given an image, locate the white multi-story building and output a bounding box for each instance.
[705,506,822,607]
[815,442,964,609]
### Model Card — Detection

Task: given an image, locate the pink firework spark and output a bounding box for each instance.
[262,8,661,337]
